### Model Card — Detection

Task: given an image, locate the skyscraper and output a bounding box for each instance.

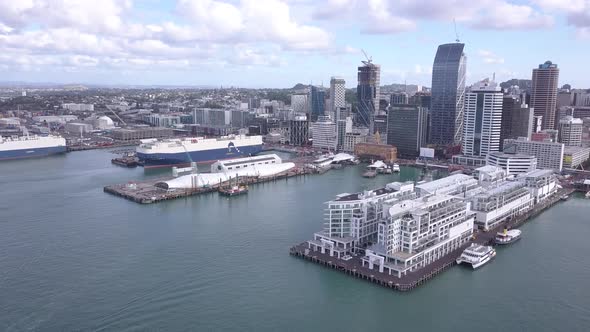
[429,43,466,145]
[357,61,380,128]
[329,77,346,121]
[387,104,428,157]
[531,61,559,130]
[500,95,534,149]
[309,86,325,122]
[462,79,503,157]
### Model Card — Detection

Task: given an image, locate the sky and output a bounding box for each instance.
[0,0,589,88]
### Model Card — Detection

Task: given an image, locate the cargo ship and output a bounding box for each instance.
[0,135,67,161]
[136,135,263,168]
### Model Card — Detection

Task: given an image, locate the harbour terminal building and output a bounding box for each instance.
[304,167,557,278]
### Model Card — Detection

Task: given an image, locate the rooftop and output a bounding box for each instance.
[334,186,397,202]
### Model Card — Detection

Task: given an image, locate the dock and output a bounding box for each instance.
[290,187,574,292]
[104,168,310,204]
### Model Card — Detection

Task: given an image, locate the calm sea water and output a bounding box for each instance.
[1,150,589,331]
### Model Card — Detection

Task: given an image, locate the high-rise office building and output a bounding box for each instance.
[531,61,559,130]
[500,95,534,149]
[387,104,429,157]
[430,43,466,145]
[558,116,583,147]
[390,92,408,105]
[309,86,325,121]
[311,116,337,150]
[462,79,503,157]
[329,77,346,120]
[357,61,381,128]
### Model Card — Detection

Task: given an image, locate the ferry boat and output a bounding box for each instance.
[392,164,400,172]
[494,228,522,245]
[585,191,590,199]
[456,244,496,269]
[0,135,67,161]
[136,135,263,168]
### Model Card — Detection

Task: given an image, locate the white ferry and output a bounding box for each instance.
[494,228,522,245]
[456,244,496,269]
[392,163,400,172]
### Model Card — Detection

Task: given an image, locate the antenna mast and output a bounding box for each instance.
[453,19,460,43]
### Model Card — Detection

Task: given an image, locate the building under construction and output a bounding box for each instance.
[357,53,381,129]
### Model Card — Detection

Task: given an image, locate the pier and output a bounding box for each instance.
[290,187,574,292]
[104,168,310,204]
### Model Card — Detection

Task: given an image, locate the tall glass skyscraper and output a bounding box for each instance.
[309,86,325,122]
[357,62,380,128]
[429,43,466,145]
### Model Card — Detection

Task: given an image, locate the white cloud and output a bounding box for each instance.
[533,0,590,36]
[477,50,505,64]
[0,0,334,74]
[313,0,554,33]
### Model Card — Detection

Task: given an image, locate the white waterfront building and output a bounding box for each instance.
[469,181,533,230]
[210,154,282,173]
[503,137,564,172]
[308,182,416,258]
[486,151,538,175]
[304,168,558,278]
[517,169,558,204]
[367,194,474,277]
[462,79,503,157]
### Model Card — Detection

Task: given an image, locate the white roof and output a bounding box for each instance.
[332,153,355,163]
[415,174,476,194]
[368,160,387,169]
[583,179,590,185]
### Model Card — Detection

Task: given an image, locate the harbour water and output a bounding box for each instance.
[1,150,589,331]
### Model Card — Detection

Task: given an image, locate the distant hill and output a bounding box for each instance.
[500,79,532,91]
[291,83,308,90]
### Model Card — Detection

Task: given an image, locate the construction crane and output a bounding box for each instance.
[453,19,460,43]
[361,49,373,66]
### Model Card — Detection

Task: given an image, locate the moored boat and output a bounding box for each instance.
[456,244,496,269]
[494,228,522,245]
[219,184,248,196]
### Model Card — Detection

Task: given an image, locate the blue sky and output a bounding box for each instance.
[0,0,589,88]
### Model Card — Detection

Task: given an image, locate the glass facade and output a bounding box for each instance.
[310,86,325,121]
[429,43,466,145]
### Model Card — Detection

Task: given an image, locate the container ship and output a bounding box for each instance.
[136,135,263,168]
[0,135,67,161]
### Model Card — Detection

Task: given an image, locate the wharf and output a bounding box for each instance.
[104,168,310,204]
[290,187,574,292]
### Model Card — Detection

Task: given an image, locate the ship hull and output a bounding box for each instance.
[137,144,263,168]
[0,146,67,161]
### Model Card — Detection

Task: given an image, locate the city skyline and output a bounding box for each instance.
[0,0,589,88]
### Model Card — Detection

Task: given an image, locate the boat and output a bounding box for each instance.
[392,163,400,172]
[0,134,66,161]
[494,228,522,245]
[560,195,569,201]
[456,243,496,269]
[219,184,248,196]
[136,135,263,168]
[586,191,590,199]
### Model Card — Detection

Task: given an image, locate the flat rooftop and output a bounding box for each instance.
[334,187,397,202]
